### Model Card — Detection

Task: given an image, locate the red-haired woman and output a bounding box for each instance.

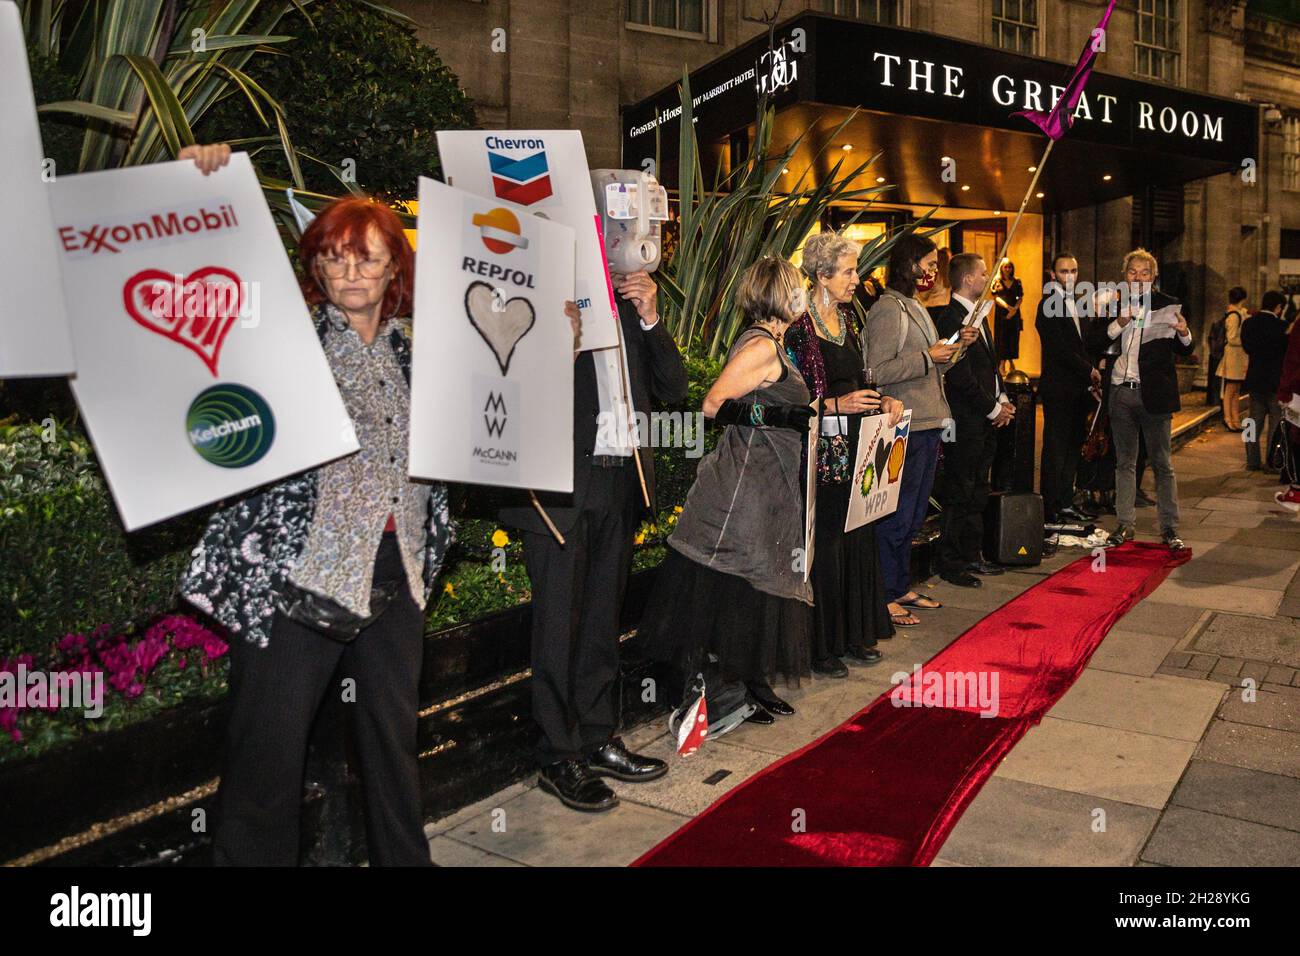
[177,145,581,865]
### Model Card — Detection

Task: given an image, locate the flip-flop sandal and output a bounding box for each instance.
[896,595,942,610]
[889,611,921,627]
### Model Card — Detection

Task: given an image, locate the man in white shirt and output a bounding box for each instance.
[1098,249,1194,550]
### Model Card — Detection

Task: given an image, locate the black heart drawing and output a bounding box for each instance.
[464,280,536,375]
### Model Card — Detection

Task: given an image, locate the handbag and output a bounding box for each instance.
[275,579,400,642]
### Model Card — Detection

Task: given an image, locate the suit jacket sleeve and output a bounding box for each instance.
[936,305,996,414]
[626,302,689,404]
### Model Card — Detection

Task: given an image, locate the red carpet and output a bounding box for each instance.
[633,541,1191,867]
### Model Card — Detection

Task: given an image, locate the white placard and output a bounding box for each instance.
[52,153,358,530]
[408,177,575,493]
[845,410,912,533]
[436,129,618,351]
[0,3,75,377]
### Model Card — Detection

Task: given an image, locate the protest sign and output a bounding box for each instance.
[408,177,576,493]
[436,130,618,351]
[0,3,75,377]
[53,153,358,530]
[845,410,912,532]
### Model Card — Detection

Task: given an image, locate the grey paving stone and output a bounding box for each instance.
[1277,597,1300,619]
[1164,651,1193,669]
[1087,630,1180,678]
[995,716,1197,810]
[445,785,686,866]
[1198,511,1266,528]
[1262,681,1300,699]
[427,835,524,867]
[1195,721,1300,779]
[1173,561,1297,591]
[1117,601,1205,638]
[1148,579,1282,616]
[612,734,777,818]
[1047,671,1224,742]
[1224,528,1300,551]
[1239,661,1271,685]
[939,777,1158,867]
[1266,664,1299,686]
[1210,658,1244,682]
[1191,614,1300,668]
[1140,806,1300,867]
[1189,654,1218,671]
[1170,760,1300,832]
[1218,687,1300,734]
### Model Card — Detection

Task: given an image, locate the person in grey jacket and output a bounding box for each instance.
[864,233,976,625]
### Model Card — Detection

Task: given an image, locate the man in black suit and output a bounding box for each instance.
[500,271,688,812]
[1036,252,1101,523]
[1242,290,1289,471]
[1101,249,1194,550]
[932,253,1015,588]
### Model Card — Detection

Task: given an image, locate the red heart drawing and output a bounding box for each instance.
[122,267,243,377]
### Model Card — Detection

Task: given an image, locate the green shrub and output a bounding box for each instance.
[197,2,476,200]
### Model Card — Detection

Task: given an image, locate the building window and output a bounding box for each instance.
[1284,115,1300,192]
[819,0,902,25]
[626,0,705,36]
[992,0,1038,55]
[1135,0,1180,83]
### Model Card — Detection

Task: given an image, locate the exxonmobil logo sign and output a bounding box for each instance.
[57,201,241,257]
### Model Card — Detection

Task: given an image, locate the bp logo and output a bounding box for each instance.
[186,383,275,467]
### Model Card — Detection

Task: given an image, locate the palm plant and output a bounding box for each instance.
[16,0,407,229]
[655,70,950,359]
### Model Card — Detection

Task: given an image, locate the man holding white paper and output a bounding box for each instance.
[1099,249,1194,551]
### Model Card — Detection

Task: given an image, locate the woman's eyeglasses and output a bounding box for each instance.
[317,256,391,279]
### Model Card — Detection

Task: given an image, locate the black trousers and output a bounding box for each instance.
[938,414,998,573]
[521,463,640,766]
[214,533,430,867]
[1040,391,1090,516]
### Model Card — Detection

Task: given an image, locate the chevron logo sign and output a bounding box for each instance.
[488,149,553,205]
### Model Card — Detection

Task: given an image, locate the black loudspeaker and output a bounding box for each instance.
[983,491,1044,565]
[991,374,1037,493]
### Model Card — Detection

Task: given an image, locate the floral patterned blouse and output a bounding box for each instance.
[177,305,454,647]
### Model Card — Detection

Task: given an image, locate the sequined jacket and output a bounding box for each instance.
[177,306,455,647]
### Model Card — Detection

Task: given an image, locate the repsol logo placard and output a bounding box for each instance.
[187,382,275,468]
[58,201,240,257]
[461,256,537,289]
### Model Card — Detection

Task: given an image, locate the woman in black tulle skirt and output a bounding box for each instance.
[639,257,814,735]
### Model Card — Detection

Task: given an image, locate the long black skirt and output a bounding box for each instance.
[638,546,812,701]
[811,481,896,660]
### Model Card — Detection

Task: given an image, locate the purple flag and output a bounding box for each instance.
[1014,0,1118,140]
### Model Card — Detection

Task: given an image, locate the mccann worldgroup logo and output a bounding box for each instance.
[186,383,275,468]
[483,391,508,438]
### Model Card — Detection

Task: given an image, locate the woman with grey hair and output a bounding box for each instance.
[786,231,904,676]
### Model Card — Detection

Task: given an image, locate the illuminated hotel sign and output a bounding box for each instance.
[623,13,1253,168]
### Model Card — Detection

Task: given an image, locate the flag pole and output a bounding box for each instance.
[957,136,1057,360]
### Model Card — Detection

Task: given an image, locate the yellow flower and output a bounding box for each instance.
[491,529,510,548]
[673,506,683,514]
[443,581,456,598]
[634,532,646,545]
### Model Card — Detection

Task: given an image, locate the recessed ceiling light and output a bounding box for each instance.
[1035,191,1045,198]
[876,176,886,183]
[1103,174,1113,181]
[842,144,854,151]
[782,167,790,174]
[960,185,970,191]
[1028,165,1037,172]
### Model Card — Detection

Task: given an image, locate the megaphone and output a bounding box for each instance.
[590,169,669,275]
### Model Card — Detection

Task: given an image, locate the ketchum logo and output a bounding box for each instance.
[187,383,275,467]
[472,207,529,255]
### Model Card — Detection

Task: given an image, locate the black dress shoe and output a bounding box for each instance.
[1057,506,1093,523]
[538,759,618,812]
[586,737,668,783]
[747,684,796,716]
[967,560,1005,576]
[744,706,776,726]
[812,656,849,678]
[940,569,981,588]
[844,644,884,665]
